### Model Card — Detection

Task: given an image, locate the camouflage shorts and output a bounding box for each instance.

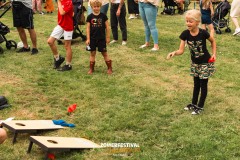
[190,63,215,79]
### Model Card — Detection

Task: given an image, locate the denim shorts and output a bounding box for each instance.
[201,14,212,24]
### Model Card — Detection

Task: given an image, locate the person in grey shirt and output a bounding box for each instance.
[11,0,39,54]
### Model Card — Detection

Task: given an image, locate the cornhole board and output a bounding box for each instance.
[1,120,64,144]
[27,136,102,160]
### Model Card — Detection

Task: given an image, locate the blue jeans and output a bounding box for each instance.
[139,2,158,44]
[87,3,109,15]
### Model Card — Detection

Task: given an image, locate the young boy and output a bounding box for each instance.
[47,0,73,71]
[86,0,112,74]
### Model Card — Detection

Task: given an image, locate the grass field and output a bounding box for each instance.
[0,2,240,160]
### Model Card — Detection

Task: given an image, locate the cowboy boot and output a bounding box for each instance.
[88,61,95,74]
[105,60,112,75]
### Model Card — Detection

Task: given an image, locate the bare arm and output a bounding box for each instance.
[208,35,217,60]
[57,0,66,15]
[210,2,214,17]
[86,22,91,45]
[116,0,124,16]
[105,20,110,44]
[166,40,185,59]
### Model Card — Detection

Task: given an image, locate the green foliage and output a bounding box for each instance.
[0,3,240,160]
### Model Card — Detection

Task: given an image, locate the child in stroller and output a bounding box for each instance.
[0,1,17,54]
[212,0,231,34]
[58,0,86,44]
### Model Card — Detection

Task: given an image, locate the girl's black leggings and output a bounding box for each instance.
[192,77,209,108]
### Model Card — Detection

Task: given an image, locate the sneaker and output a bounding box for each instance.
[139,44,149,48]
[39,11,44,15]
[57,64,72,71]
[191,106,203,115]
[17,47,30,53]
[31,48,38,55]
[128,15,136,19]
[151,47,159,51]
[233,28,240,35]
[122,41,127,45]
[109,40,117,44]
[54,56,65,69]
[184,104,195,111]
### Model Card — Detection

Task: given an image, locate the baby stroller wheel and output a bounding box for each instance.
[6,40,17,50]
[216,29,222,34]
[225,28,231,33]
[81,35,87,41]
[0,46,4,54]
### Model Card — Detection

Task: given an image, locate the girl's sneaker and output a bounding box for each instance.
[184,104,195,111]
[191,106,203,115]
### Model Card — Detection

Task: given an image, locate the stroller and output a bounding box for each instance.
[161,0,189,15]
[161,0,179,15]
[0,2,17,54]
[58,0,87,45]
[72,0,87,40]
[212,0,231,34]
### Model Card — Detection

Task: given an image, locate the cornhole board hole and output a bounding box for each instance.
[2,120,64,144]
[27,136,101,160]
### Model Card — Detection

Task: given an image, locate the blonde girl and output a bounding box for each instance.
[167,9,216,115]
[200,0,215,37]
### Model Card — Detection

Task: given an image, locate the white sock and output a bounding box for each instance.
[54,54,59,61]
[66,62,71,66]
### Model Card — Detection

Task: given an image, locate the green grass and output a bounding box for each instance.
[0,2,240,160]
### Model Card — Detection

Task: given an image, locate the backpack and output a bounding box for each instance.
[0,96,10,110]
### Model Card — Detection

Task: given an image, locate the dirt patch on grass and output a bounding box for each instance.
[0,71,22,87]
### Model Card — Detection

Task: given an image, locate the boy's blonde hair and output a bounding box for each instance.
[185,9,202,22]
[90,0,102,7]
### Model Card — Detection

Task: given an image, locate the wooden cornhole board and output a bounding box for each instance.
[27,136,102,160]
[2,120,64,144]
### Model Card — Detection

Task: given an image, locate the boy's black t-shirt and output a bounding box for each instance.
[180,29,211,64]
[86,13,108,40]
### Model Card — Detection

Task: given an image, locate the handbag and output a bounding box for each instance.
[0,96,10,110]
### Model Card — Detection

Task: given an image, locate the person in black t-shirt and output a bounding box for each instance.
[167,9,216,115]
[86,0,112,75]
